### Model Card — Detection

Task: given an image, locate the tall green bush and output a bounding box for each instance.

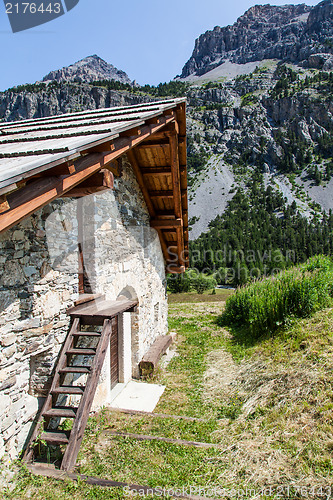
[219,256,333,338]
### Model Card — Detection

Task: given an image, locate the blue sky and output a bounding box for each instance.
[0,0,319,90]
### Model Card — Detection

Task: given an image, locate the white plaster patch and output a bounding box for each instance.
[110,381,165,412]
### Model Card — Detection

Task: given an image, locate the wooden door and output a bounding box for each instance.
[110,316,119,389]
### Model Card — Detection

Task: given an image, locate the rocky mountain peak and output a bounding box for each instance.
[180,0,333,78]
[42,55,132,85]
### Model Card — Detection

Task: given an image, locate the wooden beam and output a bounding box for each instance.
[61,169,114,198]
[85,142,115,153]
[169,131,185,268]
[141,166,186,176]
[120,126,141,137]
[0,115,176,233]
[148,190,187,198]
[137,142,170,149]
[150,219,183,229]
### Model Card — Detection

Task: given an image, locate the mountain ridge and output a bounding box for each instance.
[42,54,133,85]
[180,0,333,78]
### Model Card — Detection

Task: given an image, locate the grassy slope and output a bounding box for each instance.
[2,297,333,499]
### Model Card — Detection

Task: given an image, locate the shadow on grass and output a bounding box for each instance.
[214,315,282,349]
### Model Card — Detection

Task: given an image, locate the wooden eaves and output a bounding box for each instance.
[0,100,188,273]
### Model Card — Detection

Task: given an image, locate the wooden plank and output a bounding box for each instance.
[67,299,138,319]
[169,131,184,269]
[66,348,96,356]
[43,407,77,419]
[148,190,187,198]
[60,318,114,471]
[0,115,176,233]
[27,464,211,500]
[110,316,118,390]
[72,332,101,338]
[139,334,173,375]
[59,367,91,374]
[74,294,105,307]
[109,408,207,422]
[51,386,85,396]
[141,166,186,176]
[40,432,70,445]
[150,219,183,229]
[100,430,221,449]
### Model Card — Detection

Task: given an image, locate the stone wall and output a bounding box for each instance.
[0,154,167,460]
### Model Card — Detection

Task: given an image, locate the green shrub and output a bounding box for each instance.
[219,256,333,338]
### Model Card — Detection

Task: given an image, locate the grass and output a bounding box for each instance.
[168,288,233,304]
[220,256,333,338]
[3,297,333,499]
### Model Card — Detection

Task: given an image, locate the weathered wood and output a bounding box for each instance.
[22,318,80,463]
[169,131,184,268]
[100,430,221,449]
[40,432,70,445]
[51,386,85,396]
[74,293,105,307]
[67,299,138,319]
[27,464,212,500]
[59,367,91,374]
[109,408,206,422]
[139,334,173,375]
[65,348,96,356]
[72,331,101,338]
[110,316,119,389]
[60,318,114,471]
[43,408,77,419]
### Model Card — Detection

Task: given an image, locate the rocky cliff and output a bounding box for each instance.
[42,55,133,84]
[0,82,151,122]
[181,0,333,78]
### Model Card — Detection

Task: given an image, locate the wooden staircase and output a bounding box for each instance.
[23,297,137,472]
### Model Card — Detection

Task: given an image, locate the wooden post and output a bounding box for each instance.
[169,131,185,268]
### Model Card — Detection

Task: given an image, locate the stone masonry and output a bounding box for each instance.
[0,154,167,460]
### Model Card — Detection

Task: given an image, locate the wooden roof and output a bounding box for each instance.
[0,99,188,273]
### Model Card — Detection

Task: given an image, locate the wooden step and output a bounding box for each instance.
[51,386,85,396]
[40,431,70,445]
[43,407,77,419]
[59,366,91,374]
[66,348,96,356]
[72,331,101,338]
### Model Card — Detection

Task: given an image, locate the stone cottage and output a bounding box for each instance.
[0,99,188,469]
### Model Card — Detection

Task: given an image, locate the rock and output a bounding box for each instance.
[1,334,17,347]
[180,1,333,78]
[0,395,10,416]
[0,376,16,391]
[0,261,26,287]
[42,55,133,85]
